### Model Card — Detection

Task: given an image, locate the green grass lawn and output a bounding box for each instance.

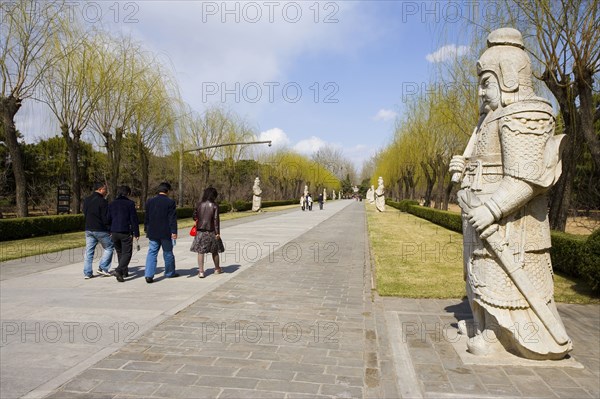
[0,205,296,262]
[365,204,600,304]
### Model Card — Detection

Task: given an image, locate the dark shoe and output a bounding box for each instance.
[145,277,153,284]
[115,272,124,282]
[124,271,129,277]
[168,273,180,278]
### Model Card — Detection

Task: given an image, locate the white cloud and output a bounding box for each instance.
[294,136,326,155]
[259,128,290,148]
[426,44,469,63]
[373,109,397,121]
[120,1,373,113]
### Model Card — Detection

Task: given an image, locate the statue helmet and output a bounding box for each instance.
[476,28,534,104]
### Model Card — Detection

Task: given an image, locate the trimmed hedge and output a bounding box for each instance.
[386,201,600,293]
[386,199,419,212]
[407,205,463,233]
[0,200,298,242]
[0,214,85,241]
[580,229,600,291]
[262,199,298,207]
[549,231,587,278]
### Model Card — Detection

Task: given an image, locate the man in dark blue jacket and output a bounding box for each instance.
[108,185,140,282]
[82,182,114,278]
[144,182,179,283]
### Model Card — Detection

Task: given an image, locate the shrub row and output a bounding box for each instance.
[0,214,85,241]
[386,199,419,212]
[386,201,600,292]
[0,200,298,242]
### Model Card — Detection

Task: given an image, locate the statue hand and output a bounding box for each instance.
[467,205,494,233]
[449,155,466,174]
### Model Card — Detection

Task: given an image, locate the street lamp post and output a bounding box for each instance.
[178,140,272,207]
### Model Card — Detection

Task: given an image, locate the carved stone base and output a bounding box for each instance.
[452,320,583,368]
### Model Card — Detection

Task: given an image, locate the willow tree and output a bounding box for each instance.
[129,61,175,207]
[88,34,150,198]
[1,0,65,216]
[42,25,104,212]
[264,150,311,199]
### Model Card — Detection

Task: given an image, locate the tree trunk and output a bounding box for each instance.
[0,96,27,217]
[549,127,578,231]
[139,144,149,209]
[420,161,436,207]
[435,157,447,210]
[202,158,211,188]
[103,127,123,200]
[575,67,600,171]
[443,180,453,211]
[397,178,404,200]
[403,176,410,199]
[543,69,582,231]
[64,126,83,213]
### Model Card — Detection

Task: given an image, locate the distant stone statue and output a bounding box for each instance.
[449,27,571,360]
[252,177,262,212]
[375,177,385,211]
[366,185,375,204]
[323,188,327,202]
[304,185,308,197]
[332,190,336,200]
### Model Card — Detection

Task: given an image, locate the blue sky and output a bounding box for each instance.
[17,0,478,170]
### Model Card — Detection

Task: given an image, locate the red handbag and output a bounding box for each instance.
[190,224,197,236]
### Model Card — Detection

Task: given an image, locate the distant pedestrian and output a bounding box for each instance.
[190,187,223,278]
[317,193,324,210]
[108,185,140,282]
[300,195,306,211]
[144,182,179,283]
[82,182,114,279]
[307,194,313,211]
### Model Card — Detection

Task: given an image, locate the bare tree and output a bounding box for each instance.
[503,0,600,230]
[193,106,233,187]
[0,0,65,216]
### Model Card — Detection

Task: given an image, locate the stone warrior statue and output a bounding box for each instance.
[375,177,385,212]
[252,177,262,212]
[449,28,571,360]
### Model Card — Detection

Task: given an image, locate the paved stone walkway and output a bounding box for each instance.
[1,200,599,399]
[44,201,382,399]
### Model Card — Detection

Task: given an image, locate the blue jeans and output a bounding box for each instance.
[83,231,114,277]
[145,239,176,278]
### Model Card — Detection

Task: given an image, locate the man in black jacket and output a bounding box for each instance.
[144,182,179,283]
[108,185,140,282]
[82,182,114,278]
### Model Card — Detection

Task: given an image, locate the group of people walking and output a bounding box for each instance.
[83,182,222,283]
[300,193,325,211]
